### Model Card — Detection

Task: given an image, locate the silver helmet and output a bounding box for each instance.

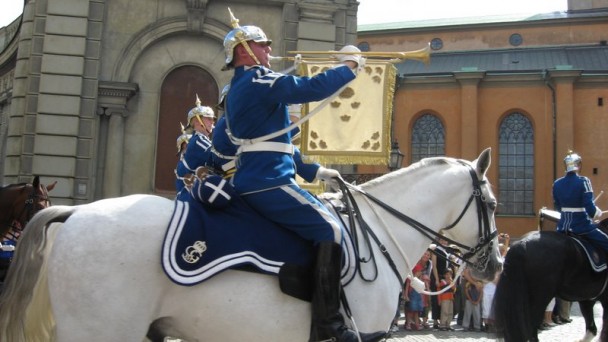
[176,132,192,154]
[223,25,271,69]
[222,8,271,70]
[186,94,215,128]
[564,151,582,172]
[216,84,231,111]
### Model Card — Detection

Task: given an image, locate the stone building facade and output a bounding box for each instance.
[0,0,359,204]
[357,0,608,236]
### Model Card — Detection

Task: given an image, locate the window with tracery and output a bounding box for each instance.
[498,112,534,215]
[410,114,445,163]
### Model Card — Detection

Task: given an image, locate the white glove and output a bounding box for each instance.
[316,166,342,191]
[335,45,363,68]
[595,206,603,219]
[0,243,15,252]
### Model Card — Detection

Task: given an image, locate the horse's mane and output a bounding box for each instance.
[360,156,464,190]
[0,182,29,192]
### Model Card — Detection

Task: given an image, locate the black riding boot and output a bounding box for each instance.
[309,241,386,342]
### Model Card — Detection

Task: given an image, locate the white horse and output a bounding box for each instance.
[0,148,502,342]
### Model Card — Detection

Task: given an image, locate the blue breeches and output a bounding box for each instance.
[242,184,343,244]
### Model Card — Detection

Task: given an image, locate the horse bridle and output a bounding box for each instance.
[335,160,498,287]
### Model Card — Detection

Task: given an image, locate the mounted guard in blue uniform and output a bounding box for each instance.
[221,9,384,342]
[553,151,607,250]
[174,124,192,194]
[175,95,215,198]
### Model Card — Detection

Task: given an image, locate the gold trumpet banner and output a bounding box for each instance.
[299,61,397,165]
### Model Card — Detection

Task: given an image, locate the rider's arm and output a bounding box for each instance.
[552,182,562,212]
[293,147,320,183]
[581,177,600,218]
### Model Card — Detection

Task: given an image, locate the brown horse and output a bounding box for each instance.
[0,176,56,246]
[0,176,55,282]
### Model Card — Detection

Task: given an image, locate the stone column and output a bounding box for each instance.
[548,69,581,163]
[96,81,138,199]
[455,71,484,160]
[103,108,128,198]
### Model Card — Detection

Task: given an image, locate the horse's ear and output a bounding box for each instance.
[46,181,58,192]
[474,148,492,179]
[33,175,40,188]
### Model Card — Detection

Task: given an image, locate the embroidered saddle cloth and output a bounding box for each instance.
[162,192,316,286]
[570,235,607,272]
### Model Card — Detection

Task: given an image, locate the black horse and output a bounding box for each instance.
[493,228,608,341]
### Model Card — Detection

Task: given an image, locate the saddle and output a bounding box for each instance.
[570,236,607,272]
[162,175,357,301]
[568,219,608,273]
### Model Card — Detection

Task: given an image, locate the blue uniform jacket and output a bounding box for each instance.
[553,172,598,233]
[226,64,356,194]
[176,132,212,178]
[214,116,320,182]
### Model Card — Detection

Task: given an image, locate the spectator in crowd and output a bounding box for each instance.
[462,268,483,332]
[404,264,425,331]
[540,298,557,330]
[430,238,452,329]
[438,269,456,331]
[482,270,500,332]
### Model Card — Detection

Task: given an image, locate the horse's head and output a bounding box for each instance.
[440,148,502,282]
[353,148,502,285]
[1,176,54,232]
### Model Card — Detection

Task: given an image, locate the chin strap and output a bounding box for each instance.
[229,8,262,66]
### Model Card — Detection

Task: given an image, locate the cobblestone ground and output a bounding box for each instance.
[385,302,603,341]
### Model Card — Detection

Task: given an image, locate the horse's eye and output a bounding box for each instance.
[488,201,497,211]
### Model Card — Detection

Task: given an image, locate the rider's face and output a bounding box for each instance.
[248,41,272,67]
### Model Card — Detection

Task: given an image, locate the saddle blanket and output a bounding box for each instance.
[571,235,607,272]
[162,193,315,286]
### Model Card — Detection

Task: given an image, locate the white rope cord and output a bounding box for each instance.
[226,81,349,146]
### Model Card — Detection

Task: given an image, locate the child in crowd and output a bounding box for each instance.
[404,264,425,330]
[418,249,433,328]
[438,269,456,331]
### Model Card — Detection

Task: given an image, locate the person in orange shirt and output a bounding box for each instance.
[438,269,456,331]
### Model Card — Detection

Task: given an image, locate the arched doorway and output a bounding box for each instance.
[155,65,218,194]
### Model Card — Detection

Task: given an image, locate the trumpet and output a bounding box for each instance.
[285,43,431,65]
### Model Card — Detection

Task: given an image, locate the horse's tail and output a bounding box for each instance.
[0,205,75,342]
[493,243,534,342]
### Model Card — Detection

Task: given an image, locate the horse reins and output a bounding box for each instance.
[334,161,497,290]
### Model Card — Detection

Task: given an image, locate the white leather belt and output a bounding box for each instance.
[222,160,236,171]
[561,207,586,212]
[237,142,294,155]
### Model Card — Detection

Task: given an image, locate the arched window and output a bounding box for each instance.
[498,112,534,215]
[410,114,445,163]
[154,65,218,193]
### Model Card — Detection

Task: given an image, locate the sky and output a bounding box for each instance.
[357,0,568,24]
[0,0,568,28]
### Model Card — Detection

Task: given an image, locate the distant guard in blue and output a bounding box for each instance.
[176,95,215,198]
[221,10,384,342]
[174,128,192,193]
[553,151,607,250]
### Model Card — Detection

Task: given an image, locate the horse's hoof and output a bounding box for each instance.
[576,331,596,342]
